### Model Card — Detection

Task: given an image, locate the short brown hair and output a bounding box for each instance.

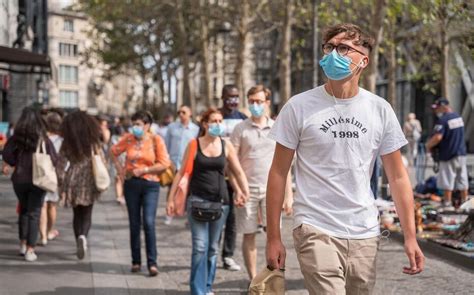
[247,85,271,100]
[45,111,62,134]
[322,23,374,53]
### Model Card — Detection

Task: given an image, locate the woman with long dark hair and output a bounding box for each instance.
[166,108,249,295]
[3,107,58,262]
[110,111,171,277]
[57,111,105,260]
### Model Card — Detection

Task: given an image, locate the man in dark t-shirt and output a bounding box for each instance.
[218,85,247,271]
[426,98,468,208]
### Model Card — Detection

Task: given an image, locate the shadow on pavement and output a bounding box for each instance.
[29,287,189,295]
[2,262,91,273]
[286,278,307,290]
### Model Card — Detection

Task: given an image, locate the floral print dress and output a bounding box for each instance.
[57,149,105,207]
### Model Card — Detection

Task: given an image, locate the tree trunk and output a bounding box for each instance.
[235,0,251,108]
[365,0,388,92]
[141,65,149,110]
[176,0,195,111]
[440,23,449,99]
[278,0,294,110]
[199,0,213,107]
[155,59,165,106]
[387,40,397,109]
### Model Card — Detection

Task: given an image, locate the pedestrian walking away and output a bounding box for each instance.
[265,23,425,294]
[56,111,107,261]
[2,107,58,262]
[403,113,422,167]
[230,85,293,281]
[219,84,248,271]
[166,107,249,295]
[425,98,469,209]
[39,110,64,246]
[110,111,171,277]
[164,105,199,225]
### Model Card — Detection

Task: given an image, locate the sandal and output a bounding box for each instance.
[148,266,158,277]
[47,230,59,241]
[131,264,141,273]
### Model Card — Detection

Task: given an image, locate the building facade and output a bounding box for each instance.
[0,0,50,123]
[48,0,138,116]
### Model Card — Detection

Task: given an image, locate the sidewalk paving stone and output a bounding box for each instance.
[1,177,473,294]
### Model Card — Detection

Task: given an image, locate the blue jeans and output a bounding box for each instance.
[187,195,229,295]
[124,177,160,268]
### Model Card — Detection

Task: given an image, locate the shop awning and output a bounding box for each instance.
[0,45,50,74]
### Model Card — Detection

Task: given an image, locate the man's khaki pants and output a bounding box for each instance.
[293,224,379,295]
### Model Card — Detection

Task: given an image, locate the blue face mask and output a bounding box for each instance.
[208,123,225,137]
[132,125,144,138]
[319,50,357,81]
[249,103,265,118]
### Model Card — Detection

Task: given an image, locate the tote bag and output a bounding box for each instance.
[173,139,197,216]
[92,148,110,192]
[32,140,58,192]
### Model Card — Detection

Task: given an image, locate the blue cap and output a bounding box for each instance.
[431,98,449,109]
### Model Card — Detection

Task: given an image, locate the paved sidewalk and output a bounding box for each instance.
[1,176,473,294]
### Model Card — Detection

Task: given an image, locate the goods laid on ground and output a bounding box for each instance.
[376,194,474,252]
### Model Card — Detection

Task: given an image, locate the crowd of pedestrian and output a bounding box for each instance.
[11,22,474,295]
[0,81,296,294]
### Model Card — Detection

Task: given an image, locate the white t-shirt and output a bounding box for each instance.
[269,86,407,239]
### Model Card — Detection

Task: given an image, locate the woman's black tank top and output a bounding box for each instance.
[189,138,229,203]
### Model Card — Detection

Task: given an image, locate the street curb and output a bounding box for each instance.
[390,231,474,272]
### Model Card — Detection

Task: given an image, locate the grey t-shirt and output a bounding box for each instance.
[231,118,275,189]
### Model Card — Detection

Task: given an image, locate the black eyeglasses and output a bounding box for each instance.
[322,43,366,57]
[177,110,186,115]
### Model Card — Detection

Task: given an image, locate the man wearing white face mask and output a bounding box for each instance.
[266,23,425,294]
[230,85,294,280]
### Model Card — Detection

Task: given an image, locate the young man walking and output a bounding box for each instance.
[426,98,469,208]
[266,23,424,294]
[231,85,293,280]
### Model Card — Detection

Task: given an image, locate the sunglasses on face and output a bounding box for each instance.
[177,110,187,115]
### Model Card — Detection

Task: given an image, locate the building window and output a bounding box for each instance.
[59,91,78,108]
[59,65,78,84]
[64,19,74,32]
[59,43,78,57]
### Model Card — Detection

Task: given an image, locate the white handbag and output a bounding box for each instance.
[92,148,110,192]
[32,140,58,192]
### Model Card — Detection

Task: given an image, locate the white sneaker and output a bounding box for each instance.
[19,243,27,256]
[77,235,87,260]
[24,250,37,262]
[223,257,241,271]
[206,292,215,295]
[164,216,173,225]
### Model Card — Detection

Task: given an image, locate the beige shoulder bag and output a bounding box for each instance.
[92,147,110,192]
[32,140,58,192]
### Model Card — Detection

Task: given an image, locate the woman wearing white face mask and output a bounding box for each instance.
[167,107,249,295]
[110,111,171,277]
